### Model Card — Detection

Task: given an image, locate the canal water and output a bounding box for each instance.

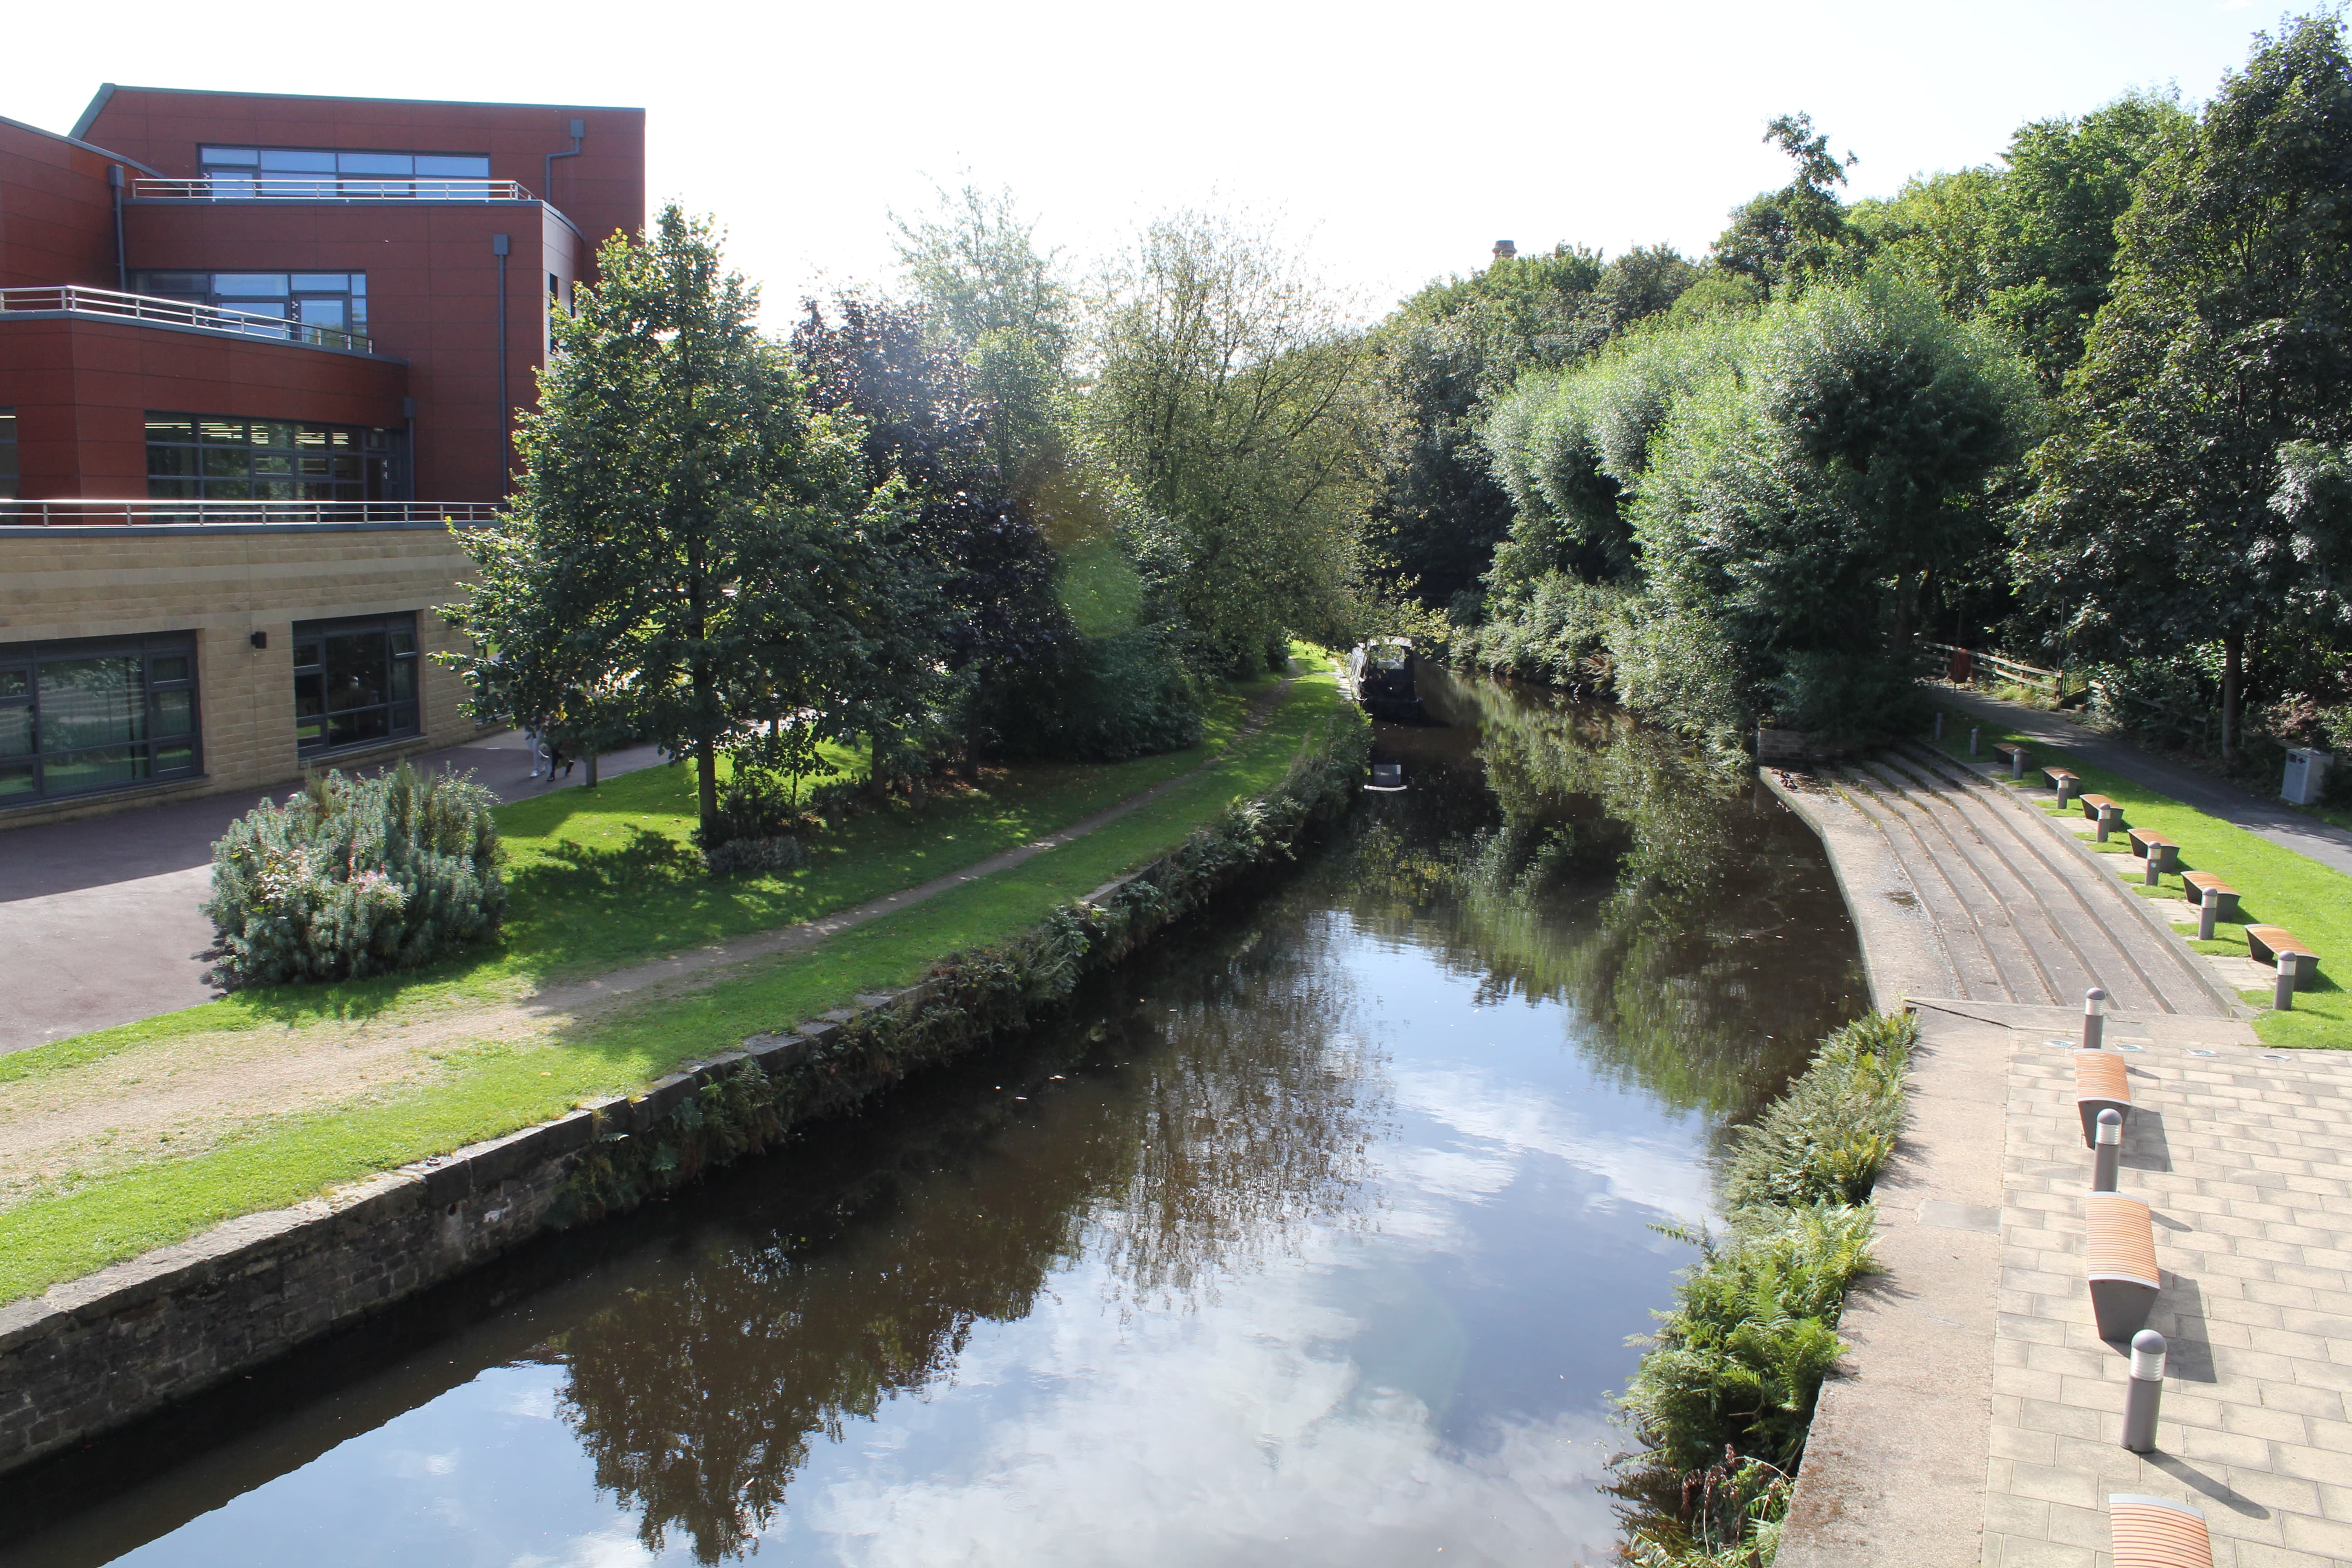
[3,671,1863,1568]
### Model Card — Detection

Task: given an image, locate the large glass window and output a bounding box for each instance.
[293,614,420,755]
[197,147,493,197]
[146,413,401,503]
[0,635,201,804]
[133,271,367,348]
[0,408,15,500]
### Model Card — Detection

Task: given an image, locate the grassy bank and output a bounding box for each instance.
[1926,715,2350,1049]
[1620,1011,1916,1568]
[0,661,1356,1303]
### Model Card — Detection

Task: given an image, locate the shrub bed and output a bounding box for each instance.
[1619,1009,1917,1566]
[203,764,507,986]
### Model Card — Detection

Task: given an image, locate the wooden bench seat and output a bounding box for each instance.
[2076,1049,2132,1146]
[2181,871,2237,919]
[2080,792,2121,820]
[2043,766,2079,788]
[1994,741,2031,777]
[2126,829,2181,872]
[2246,925,2319,989]
[2085,1191,2161,1341]
[2110,1495,2213,1568]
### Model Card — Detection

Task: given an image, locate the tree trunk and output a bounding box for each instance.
[696,731,718,831]
[584,752,598,789]
[869,730,889,803]
[2221,629,2245,768]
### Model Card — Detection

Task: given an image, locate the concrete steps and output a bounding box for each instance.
[1817,746,2232,1019]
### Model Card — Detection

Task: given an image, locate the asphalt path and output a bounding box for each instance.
[1936,685,2352,880]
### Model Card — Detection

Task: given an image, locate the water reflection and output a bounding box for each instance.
[5,673,1861,1568]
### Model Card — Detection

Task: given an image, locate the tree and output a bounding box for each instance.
[1086,211,1375,673]
[791,295,1069,776]
[1636,277,2034,678]
[2016,15,2352,761]
[1367,244,1695,609]
[1712,113,1862,302]
[444,206,912,836]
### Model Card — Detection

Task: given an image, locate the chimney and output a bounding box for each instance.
[1492,240,1518,262]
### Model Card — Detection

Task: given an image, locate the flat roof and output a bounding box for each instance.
[73,83,644,140]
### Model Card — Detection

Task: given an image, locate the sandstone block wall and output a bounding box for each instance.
[0,522,481,828]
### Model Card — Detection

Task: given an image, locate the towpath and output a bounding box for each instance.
[1766,744,2352,1568]
[0,677,1302,1197]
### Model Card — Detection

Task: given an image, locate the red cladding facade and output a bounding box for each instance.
[1,85,647,504]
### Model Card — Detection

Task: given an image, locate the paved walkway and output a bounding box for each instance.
[1766,753,2351,1568]
[0,735,670,1053]
[1939,686,2352,882]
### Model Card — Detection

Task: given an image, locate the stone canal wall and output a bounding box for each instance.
[0,717,1369,1477]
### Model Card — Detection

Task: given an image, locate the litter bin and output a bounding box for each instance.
[2283,748,2333,806]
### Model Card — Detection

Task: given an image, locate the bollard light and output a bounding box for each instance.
[2097,805,2119,843]
[2082,988,2108,1052]
[2144,856,2161,887]
[1970,726,1980,756]
[2056,776,2076,808]
[2198,888,2219,942]
[1934,711,1944,740]
[2274,954,2298,1013]
[2093,1107,2122,1192]
[2122,1329,2166,1453]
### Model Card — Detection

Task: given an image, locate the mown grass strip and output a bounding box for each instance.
[0,666,1350,1303]
[1927,715,2351,1049]
[0,676,1287,1088]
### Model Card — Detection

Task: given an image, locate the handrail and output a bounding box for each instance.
[0,284,373,354]
[0,499,500,528]
[1921,640,2063,693]
[133,176,532,202]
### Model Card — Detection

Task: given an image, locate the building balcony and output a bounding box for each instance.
[132,176,535,203]
[0,285,377,355]
[0,499,498,529]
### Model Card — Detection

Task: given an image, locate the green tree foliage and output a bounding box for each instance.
[1476,281,2033,742]
[445,207,916,836]
[1367,245,1698,609]
[1711,113,1863,303]
[1861,91,2187,394]
[2016,15,2352,760]
[790,295,1071,775]
[204,763,505,985]
[1086,211,1375,674]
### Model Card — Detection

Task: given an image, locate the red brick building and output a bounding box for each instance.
[0,86,646,821]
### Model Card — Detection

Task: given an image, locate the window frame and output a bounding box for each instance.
[291,612,422,758]
[145,411,398,503]
[0,633,203,807]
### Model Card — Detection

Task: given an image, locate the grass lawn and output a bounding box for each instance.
[0,671,1289,1092]
[0,659,1355,1303]
[1926,710,2351,1049]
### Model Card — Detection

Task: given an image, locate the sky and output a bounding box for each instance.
[11,0,2294,324]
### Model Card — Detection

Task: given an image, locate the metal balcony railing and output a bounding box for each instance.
[0,499,500,528]
[0,285,374,354]
[133,176,533,202]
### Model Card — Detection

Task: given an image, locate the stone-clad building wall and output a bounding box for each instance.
[0,521,480,828]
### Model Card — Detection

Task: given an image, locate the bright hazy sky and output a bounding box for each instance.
[14,0,2290,323]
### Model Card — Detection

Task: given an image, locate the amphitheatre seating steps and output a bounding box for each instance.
[2108,1494,2213,1568]
[2083,1190,2161,1342]
[2075,1049,2132,1146]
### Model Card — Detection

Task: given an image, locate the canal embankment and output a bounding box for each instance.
[0,687,1368,1478]
[1761,748,2352,1568]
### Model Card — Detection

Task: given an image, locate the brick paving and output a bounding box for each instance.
[1766,754,2350,1568]
[1984,1018,2352,1566]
